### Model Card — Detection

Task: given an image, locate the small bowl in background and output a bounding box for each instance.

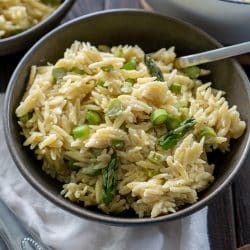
[0,0,75,56]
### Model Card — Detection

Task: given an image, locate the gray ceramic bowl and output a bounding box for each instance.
[146,0,250,44]
[0,0,75,56]
[4,10,250,226]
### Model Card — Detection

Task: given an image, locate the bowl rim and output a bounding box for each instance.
[0,0,75,43]
[219,0,250,5]
[4,9,250,226]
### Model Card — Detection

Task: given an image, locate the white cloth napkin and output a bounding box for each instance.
[0,94,210,250]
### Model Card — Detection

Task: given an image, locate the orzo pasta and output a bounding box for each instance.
[0,0,61,38]
[16,42,246,218]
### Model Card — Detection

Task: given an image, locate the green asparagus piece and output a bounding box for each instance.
[144,55,164,81]
[198,126,216,139]
[102,152,118,204]
[159,118,196,150]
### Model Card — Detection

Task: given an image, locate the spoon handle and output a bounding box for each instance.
[175,41,250,68]
[0,198,51,250]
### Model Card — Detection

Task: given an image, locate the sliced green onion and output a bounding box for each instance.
[198,126,216,139]
[121,82,132,94]
[102,65,113,72]
[82,166,101,176]
[151,109,183,128]
[106,99,124,117]
[71,67,85,75]
[169,83,182,94]
[148,151,164,164]
[150,109,169,126]
[72,125,90,139]
[98,45,110,52]
[86,111,101,125]
[67,160,79,171]
[20,113,29,124]
[52,67,67,81]
[122,58,137,70]
[110,139,125,149]
[183,66,201,79]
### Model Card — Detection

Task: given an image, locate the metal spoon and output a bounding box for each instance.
[175,41,250,69]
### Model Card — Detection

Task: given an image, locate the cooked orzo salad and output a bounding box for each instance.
[16,42,246,218]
